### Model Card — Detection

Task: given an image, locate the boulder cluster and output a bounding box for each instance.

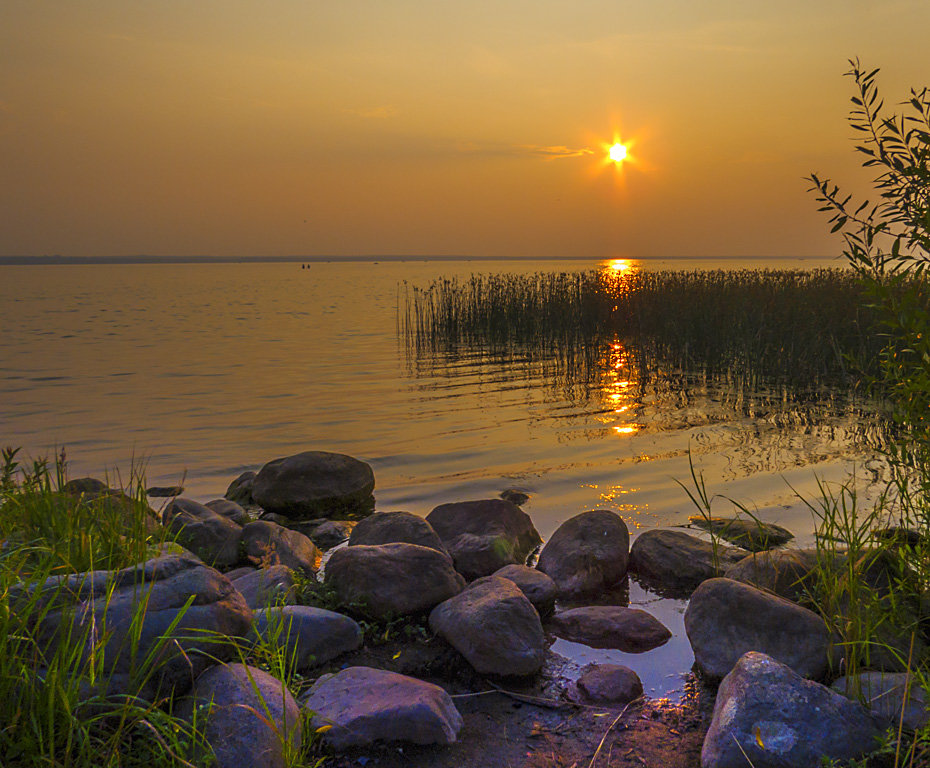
[44,450,927,768]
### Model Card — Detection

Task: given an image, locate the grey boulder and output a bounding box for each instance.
[179,663,301,768]
[301,666,462,749]
[252,451,375,518]
[30,553,252,697]
[325,542,465,619]
[240,520,321,574]
[832,671,929,731]
[251,606,363,670]
[629,529,749,595]
[429,575,547,677]
[536,509,630,596]
[164,497,244,569]
[492,564,557,616]
[205,498,250,526]
[426,499,542,580]
[684,578,829,680]
[549,605,671,652]
[225,470,256,506]
[702,652,882,768]
[349,510,448,554]
[724,548,819,602]
[231,564,298,608]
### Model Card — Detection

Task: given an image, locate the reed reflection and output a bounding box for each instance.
[400,267,890,467]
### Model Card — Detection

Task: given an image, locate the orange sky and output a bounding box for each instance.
[2,1,929,259]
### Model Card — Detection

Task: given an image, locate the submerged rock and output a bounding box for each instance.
[426,499,541,580]
[252,451,375,519]
[684,577,829,680]
[179,663,301,768]
[349,510,447,554]
[325,542,465,619]
[629,529,749,595]
[687,515,794,551]
[570,663,643,706]
[146,485,184,497]
[536,509,630,596]
[549,605,671,652]
[301,666,463,749]
[702,652,882,768]
[429,575,547,677]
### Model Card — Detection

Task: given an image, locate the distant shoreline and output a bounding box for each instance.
[0,254,833,266]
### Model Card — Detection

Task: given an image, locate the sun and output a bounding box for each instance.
[608,143,628,163]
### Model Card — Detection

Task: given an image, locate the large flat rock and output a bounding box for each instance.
[301,666,463,749]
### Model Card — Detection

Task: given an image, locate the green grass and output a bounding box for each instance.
[0,448,320,768]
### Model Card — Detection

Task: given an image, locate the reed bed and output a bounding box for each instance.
[402,267,886,390]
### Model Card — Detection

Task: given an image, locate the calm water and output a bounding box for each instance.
[1,255,878,697]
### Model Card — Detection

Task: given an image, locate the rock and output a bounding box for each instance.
[232,564,298,608]
[205,498,250,526]
[426,499,542,580]
[536,510,630,596]
[500,488,530,506]
[63,477,110,495]
[724,548,819,602]
[294,519,356,549]
[429,575,546,676]
[252,451,375,518]
[225,566,257,581]
[629,529,749,595]
[300,666,462,749]
[147,485,184,498]
[492,564,557,616]
[31,553,252,698]
[702,652,882,768]
[179,663,301,768]
[164,497,244,569]
[61,484,161,536]
[251,606,362,670]
[832,671,929,731]
[240,520,321,574]
[570,664,643,706]
[259,511,292,526]
[325,543,465,620]
[684,578,829,680]
[549,605,671,652]
[349,510,448,554]
[688,515,794,551]
[225,470,257,506]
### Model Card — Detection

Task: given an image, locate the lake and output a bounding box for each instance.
[0,255,879,698]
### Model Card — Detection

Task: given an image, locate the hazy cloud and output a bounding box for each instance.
[518,144,595,159]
